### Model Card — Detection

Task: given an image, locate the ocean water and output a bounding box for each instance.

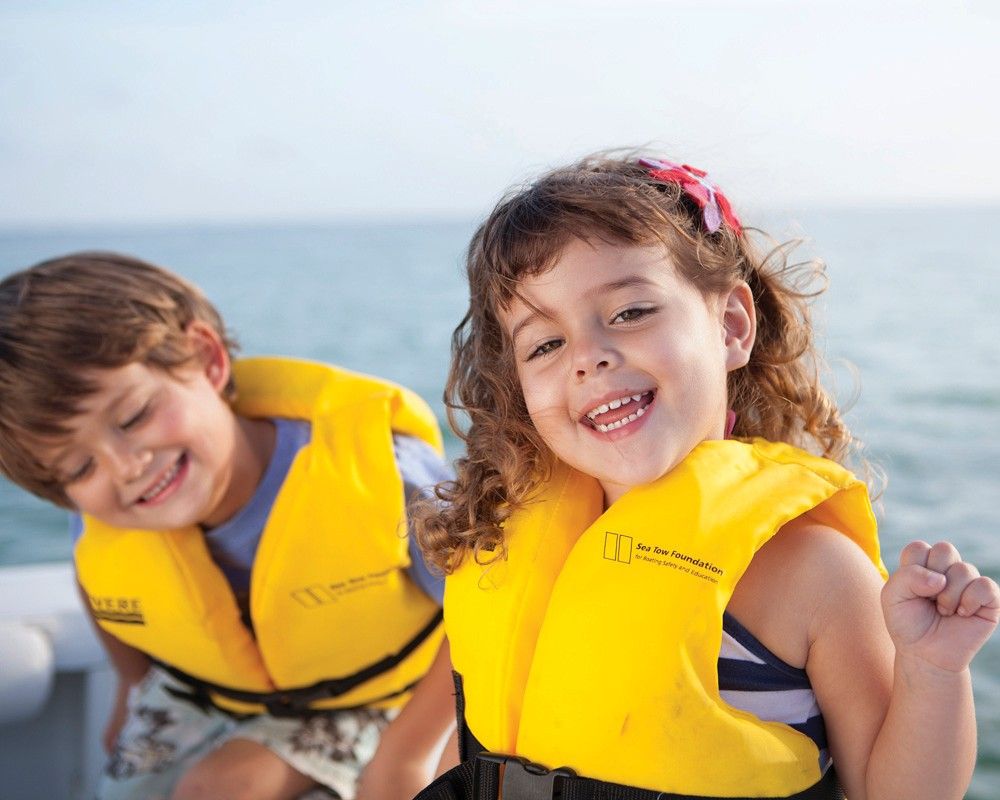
[1,210,998,796]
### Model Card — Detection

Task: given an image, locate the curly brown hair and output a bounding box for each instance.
[417,153,863,574]
[0,251,238,507]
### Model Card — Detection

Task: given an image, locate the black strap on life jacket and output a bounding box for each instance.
[413,754,846,800]
[429,671,846,800]
[155,609,442,717]
[452,671,486,761]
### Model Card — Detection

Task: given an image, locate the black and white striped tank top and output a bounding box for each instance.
[721,612,830,772]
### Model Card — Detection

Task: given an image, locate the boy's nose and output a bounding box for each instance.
[105,441,154,482]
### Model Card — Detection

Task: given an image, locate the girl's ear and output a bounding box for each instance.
[721,281,756,372]
[186,321,231,393]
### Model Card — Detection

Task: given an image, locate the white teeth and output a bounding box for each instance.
[141,461,180,502]
[589,392,653,432]
[586,393,642,420]
[596,409,644,432]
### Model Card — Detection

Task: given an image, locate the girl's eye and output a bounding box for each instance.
[65,458,94,485]
[120,403,150,431]
[527,339,563,361]
[611,306,655,325]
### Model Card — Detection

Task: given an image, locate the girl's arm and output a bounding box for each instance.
[801,533,998,800]
[75,579,150,753]
[356,637,457,800]
[435,727,461,776]
[868,540,998,797]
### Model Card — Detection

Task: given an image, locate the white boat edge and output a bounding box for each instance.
[1,561,112,799]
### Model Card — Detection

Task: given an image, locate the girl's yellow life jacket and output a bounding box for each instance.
[76,357,445,715]
[446,438,886,796]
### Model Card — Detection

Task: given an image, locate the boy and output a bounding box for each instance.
[0,252,455,800]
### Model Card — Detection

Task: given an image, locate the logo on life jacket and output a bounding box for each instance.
[604,532,724,584]
[625,541,726,585]
[603,531,633,564]
[289,567,395,608]
[90,596,145,625]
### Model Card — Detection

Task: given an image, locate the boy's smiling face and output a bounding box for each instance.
[502,237,755,506]
[39,323,256,531]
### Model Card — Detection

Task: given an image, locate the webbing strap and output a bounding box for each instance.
[153,609,442,716]
[412,760,475,800]
[412,754,846,800]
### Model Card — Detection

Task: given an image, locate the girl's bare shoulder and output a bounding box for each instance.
[728,515,889,669]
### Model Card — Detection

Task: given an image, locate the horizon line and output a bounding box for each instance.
[1,201,998,234]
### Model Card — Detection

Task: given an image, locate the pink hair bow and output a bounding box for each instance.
[638,158,742,234]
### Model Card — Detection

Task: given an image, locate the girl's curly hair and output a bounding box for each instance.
[417,153,861,574]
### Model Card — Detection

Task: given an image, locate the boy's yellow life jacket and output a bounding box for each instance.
[446,438,887,797]
[76,357,445,715]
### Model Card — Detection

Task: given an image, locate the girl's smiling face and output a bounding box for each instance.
[502,237,755,506]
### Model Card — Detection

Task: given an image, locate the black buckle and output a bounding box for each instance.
[476,753,576,799]
[263,692,307,718]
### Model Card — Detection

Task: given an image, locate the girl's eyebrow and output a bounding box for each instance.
[510,274,657,344]
[510,309,545,345]
[598,275,658,295]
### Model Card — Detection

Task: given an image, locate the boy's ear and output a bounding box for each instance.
[721,281,756,372]
[185,321,231,393]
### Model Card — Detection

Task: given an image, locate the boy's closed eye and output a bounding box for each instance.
[119,402,151,431]
[56,401,152,484]
[64,458,95,485]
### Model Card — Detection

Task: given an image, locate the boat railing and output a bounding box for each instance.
[0,561,112,800]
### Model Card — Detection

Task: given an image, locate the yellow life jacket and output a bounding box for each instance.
[446,438,886,797]
[76,357,445,715]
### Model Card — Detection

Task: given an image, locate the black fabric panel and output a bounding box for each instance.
[452,670,485,762]
[411,760,475,800]
[411,756,845,800]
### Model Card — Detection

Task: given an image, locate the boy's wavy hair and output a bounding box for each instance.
[418,152,861,574]
[0,252,238,507]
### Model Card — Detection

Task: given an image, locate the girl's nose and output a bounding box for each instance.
[572,332,619,378]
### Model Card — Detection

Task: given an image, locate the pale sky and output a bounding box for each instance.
[1,0,998,225]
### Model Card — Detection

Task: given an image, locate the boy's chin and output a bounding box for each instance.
[108,496,210,532]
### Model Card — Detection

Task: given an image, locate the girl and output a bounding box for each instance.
[414,154,1000,799]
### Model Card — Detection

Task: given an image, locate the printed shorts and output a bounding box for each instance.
[97,666,396,800]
